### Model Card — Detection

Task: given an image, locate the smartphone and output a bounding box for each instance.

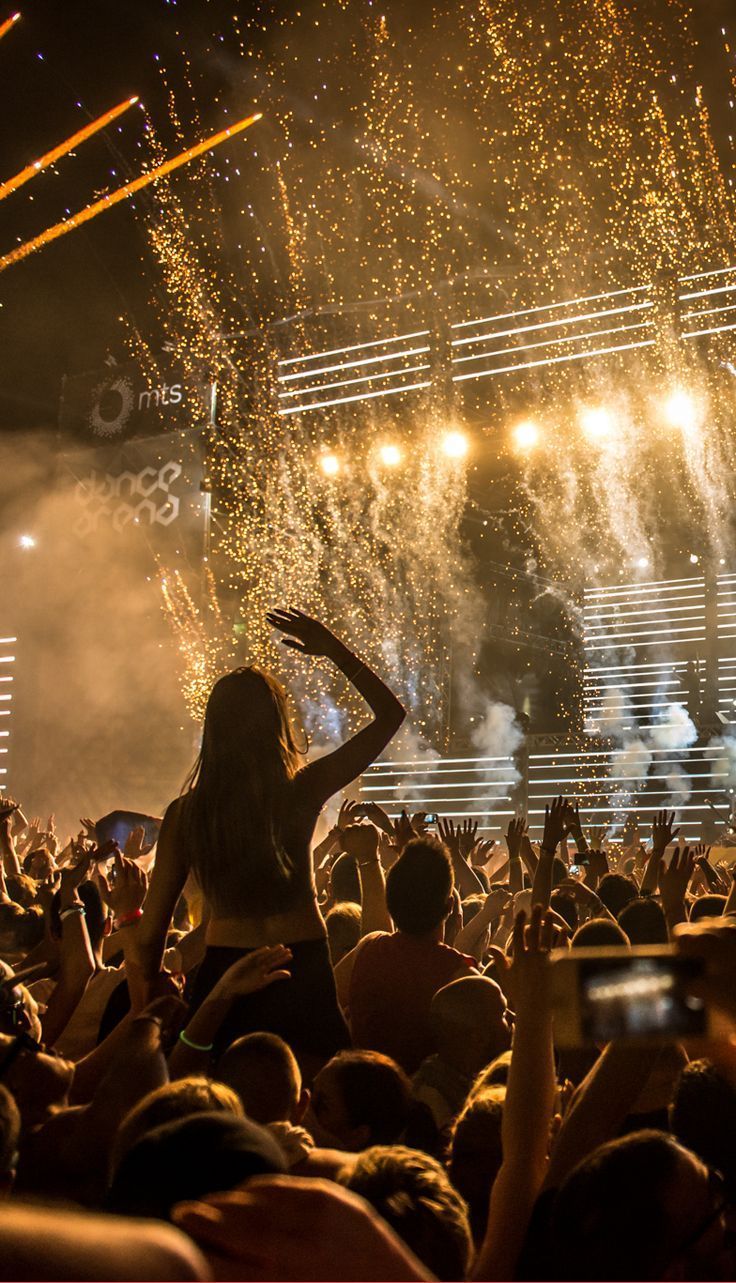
[94,809,161,853]
[423,813,438,824]
[549,945,723,1047]
[568,864,583,878]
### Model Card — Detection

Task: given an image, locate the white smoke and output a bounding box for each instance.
[648,703,698,751]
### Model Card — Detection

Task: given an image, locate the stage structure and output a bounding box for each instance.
[50,256,736,837]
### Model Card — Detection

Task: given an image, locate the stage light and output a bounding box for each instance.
[636,557,649,568]
[441,430,468,459]
[18,534,35,549]
[580,406,613,440]
[512,420,540,451]
[319,453,341,477]
[689,553,699,564]
[662,388,700,433]
[378,443,402,467]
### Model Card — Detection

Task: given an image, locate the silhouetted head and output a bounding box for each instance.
[201,666,302,770]
[386,837,454,936]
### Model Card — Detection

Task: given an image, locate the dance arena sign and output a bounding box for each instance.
[62,430,206,544]
[59,355,215,444]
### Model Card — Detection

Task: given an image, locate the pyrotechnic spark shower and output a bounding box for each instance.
[0,111,262,272]
[0,96,139,203]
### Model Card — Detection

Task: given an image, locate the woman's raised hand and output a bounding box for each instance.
[266,608,340,658]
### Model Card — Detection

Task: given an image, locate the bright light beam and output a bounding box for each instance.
[0,111,262,272]
[0,97,139,203]
[0,12,20,42]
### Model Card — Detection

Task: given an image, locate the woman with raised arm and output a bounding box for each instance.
[132,609,405,1066]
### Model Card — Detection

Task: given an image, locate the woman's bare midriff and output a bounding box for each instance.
[205,899,326,948]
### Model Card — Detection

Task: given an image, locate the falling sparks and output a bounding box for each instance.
[128,0,736,741]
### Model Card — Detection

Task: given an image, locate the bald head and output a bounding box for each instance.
[430,976,511,1068]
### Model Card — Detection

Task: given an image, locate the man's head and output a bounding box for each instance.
[23,848,55,882]
[0,1033,74,1128]
[309,1050,411,1151]
[572,917,629,949]
[0,903,44,958]
[326,901,361,966]
[110,1076,244,1179]
[341,1145,472,1281]
[448,1086,505,1245]
[550,890,579,934]
[549,1130,729,1281]
[430,976,511,1072]
[216,1032,307,1126]
[670,1059,736,1198]
[689,895,727,922]
[617,896,668,944]
[107,1111,286,1220]
[597,873,639,917]
[386,837,453,936]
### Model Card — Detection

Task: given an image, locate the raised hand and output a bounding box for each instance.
[458,817,479,858]
[506,814,528,860]
[100,849,148,921]
[336,798,362,833]
[541,796,568,855]
[210,945,293,1000]
[652,808,679,855]
[266,607,340,658]
[341,822,380,863]
[437,816,460,857]
[124,825,154,861]
[659,845,695,918]
[359,801,395,837]
[470,837,497,867]
[693,843,712,865]
[393,809,416,852]
[0,797,19,823]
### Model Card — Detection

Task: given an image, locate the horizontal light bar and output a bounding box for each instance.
[452,337,656,383]
[587,637,706,651]
[678,281,736,302]
[680,300,736,323]
[278,362,430,400]
[277,329,430,367]
[682,321,736,339]
[585,576,703,594]
[277,378,431,415]
[451,283,651,331]
[585,624,708,642]
[451,319,650,367]
[679,263,736,283]
[451,300,653,350]
[277,344,431,383]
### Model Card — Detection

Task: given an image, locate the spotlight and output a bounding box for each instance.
[580,406,613,440]
[663,388,700,433]
[689,553,699,565]
[636,556,649,569]
[18,534,36,549]
[513,420,540,451]
[441,430,469,459]
[319,453,341,477]
[378,443,402,467]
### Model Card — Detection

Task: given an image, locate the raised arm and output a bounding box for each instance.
[267,609,405,807]
[129,801,189,983]
[473,906,557,1281]
[531,796,567,911]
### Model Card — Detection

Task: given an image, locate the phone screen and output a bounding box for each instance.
[95,810,161,852]
[578,955,705,1042]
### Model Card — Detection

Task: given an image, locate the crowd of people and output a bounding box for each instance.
[1,606,736,1280]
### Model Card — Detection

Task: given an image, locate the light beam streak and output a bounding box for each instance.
[0,97,139,203]
[0,12,20,42]
[0,111,262,272]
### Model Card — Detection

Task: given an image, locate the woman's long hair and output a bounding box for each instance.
[182,667,305,915]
